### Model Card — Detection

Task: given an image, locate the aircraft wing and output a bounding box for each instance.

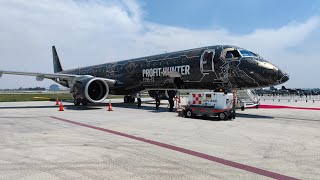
[0,70,117,84]
[0,70,77,80]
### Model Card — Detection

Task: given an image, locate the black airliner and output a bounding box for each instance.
[0,45,289,105]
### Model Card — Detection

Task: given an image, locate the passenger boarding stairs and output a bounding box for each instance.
[236,89,260,110]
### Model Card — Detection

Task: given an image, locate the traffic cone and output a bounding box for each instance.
[56,98,59,105]
[59,100,64,111]
[108,100,113,111]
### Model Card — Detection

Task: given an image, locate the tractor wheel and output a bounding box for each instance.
[218,112,227,120]
[185,109,194,118]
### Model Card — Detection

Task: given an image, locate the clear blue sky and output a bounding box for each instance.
[141,0,320,34]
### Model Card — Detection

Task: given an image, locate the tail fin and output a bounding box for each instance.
[52,46,63,73]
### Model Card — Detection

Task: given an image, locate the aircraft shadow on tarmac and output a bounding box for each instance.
[64,105,102,110]
[97,101,171,113]
[95,101,276,121]
[0,100,149,111]
[0,105,58,110]
[0,100,169,112]
[0,104,103,111]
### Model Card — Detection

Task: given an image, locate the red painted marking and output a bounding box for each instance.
[201,108,206,113]
[212,109,218,113]
[50,116,299,180]
[199,101,202,104]
[212,109,224,113]
[192,94,196,97]
[258,104,320,111]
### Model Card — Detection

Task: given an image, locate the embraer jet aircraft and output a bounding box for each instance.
[0,45,289,105]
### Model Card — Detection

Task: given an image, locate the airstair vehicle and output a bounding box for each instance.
[236,89,260,110]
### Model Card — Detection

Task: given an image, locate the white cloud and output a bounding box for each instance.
[0,0,319,88]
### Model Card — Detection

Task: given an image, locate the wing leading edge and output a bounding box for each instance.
[0,70,117,85]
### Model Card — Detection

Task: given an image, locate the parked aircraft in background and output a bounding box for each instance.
[253,86,320,96]
[0,45,289,105]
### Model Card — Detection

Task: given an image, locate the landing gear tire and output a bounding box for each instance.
[130,97,135,103]
[137,98,141,107]
[218,112,227,120]
[82,102,88,106]
[124,96,130,103]
[185,109,194,118]
[74,99,80,106]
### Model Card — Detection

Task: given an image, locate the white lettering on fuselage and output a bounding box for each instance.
[142,65,190,77]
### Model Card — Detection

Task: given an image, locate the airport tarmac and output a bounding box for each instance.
[0,98,319,179]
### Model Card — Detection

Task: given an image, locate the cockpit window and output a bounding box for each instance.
[239,49,258,57]
[220,48,241,61]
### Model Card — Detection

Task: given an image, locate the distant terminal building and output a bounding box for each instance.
[49,84,60,91]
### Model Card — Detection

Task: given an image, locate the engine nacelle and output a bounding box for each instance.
[71,77,109,103]
[148,90,177,100]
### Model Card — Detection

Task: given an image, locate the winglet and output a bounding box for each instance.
[52,46,63,73]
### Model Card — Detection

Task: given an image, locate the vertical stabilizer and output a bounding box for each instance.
[52,46,63,73]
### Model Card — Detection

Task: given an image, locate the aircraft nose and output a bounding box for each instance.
[257,60,289,85]
[278,69,289,84]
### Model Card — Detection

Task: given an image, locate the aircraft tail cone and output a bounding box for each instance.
[56,98,59,105]
[108,100,113,111]
[59,100,64,111]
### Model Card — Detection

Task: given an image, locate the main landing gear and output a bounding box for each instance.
[124,94,142,108]
[123,95,135,103]
[73,99,88,106]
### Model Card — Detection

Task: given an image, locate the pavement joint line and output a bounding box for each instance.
[50,116,299,180]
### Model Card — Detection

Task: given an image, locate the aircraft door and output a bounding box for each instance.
[200,50,215,73]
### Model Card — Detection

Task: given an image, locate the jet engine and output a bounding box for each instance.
[71,77,109,104]
[148,90,177,100]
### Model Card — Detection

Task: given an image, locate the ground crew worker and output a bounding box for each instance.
[155,91,160,110]
[136,92,141,107]
[168,90,175,112]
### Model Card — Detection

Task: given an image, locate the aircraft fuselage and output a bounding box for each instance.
[60,45,289,95]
